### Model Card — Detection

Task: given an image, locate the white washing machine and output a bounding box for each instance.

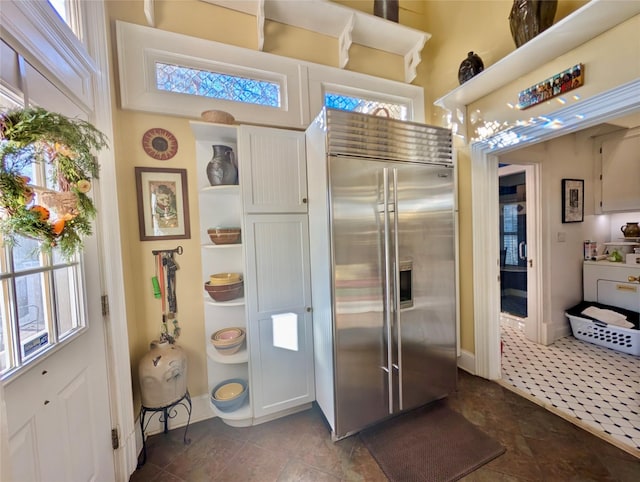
[564,261,640,356]
[583,260,640,312]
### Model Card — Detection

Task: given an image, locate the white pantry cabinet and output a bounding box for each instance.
[243,214,314,418]
[191,120,313,426]
[238,125,308,214]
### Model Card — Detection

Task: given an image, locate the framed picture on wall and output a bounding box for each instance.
[135,167,191,240]
[561,178,584,223]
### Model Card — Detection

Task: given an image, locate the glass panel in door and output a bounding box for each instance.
[499,171,528,318]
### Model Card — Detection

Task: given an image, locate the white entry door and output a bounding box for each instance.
[0,31,116,479]
[3,233,115,482]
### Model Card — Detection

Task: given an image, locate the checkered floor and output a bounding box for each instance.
[500,321,640,456]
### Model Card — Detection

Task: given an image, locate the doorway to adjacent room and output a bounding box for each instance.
[498,163,540,343]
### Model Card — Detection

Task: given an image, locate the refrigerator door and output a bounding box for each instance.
[329,155,391,438]
[391,163,457,411]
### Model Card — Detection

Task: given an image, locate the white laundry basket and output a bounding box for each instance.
[566,301,639,356]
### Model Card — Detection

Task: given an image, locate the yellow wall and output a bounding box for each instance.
[106,0,416,409]
[420,0,587,352]
[468,14,640,126]
[108,0,624,409]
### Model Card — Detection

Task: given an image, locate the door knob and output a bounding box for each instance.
[306,306,312,312]
[628,276,640,283]
[302,198,308,204]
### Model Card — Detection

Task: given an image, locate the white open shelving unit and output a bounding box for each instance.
[191,120,252,427]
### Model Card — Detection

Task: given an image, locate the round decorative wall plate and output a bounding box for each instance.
[142,128,178,161]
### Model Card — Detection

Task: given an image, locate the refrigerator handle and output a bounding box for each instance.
[391,167,403,410]
[382,167,394,414]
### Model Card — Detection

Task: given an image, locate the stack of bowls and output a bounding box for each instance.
[204,273,243,302]
[207,227,241,245]
[210,378,248,412]
[210,327,246,355]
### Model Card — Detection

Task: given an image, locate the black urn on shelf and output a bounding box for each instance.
[458,51,485,85]
[509,0,557,48]
[374,0,399,23]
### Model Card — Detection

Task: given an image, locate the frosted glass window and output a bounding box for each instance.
[156,62,281,107]
[325,93,408,120]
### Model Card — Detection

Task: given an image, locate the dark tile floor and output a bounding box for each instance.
[130,370,640,481]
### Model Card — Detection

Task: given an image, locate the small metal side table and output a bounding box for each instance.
[138,390,192,467]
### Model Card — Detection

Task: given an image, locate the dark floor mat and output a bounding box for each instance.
[360,400,505,482]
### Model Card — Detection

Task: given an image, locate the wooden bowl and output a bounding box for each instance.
[204,280,243,302]
[207,227,241,245]
[201,110,236,124]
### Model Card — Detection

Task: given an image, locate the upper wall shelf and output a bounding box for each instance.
[434,0,640,112]
[197,0,429,83]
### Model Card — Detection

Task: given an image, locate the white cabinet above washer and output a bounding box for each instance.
[599,129,640,213]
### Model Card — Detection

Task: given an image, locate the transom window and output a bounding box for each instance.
[324,92,408,120]
[47,0,82,41]
[155,62,281,107]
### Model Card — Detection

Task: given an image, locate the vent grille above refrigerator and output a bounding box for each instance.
[324,108,453,166]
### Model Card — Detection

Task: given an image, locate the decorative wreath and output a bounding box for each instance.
[0,107,108,258]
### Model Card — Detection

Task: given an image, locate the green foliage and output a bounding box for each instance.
[0,107,109,259]
[0,107,106,177]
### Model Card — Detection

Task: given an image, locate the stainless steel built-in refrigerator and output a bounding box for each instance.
[306,108,457,439]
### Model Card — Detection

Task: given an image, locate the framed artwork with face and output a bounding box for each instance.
[135,167,191,240]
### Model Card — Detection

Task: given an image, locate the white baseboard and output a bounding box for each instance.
[457,349,476,375]
[542,320,572,344]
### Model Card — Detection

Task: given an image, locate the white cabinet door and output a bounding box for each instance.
[601,132,640,212]
[238,126,308,214]
[244,214,314,418]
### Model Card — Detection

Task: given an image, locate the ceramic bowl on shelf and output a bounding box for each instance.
[212,327,244,343]
[210,378,248,412]
[210,327,246,355]
[204,280,243,302]
[207,227,241,245]
[209,272,242,286]
[214,382,244,400]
